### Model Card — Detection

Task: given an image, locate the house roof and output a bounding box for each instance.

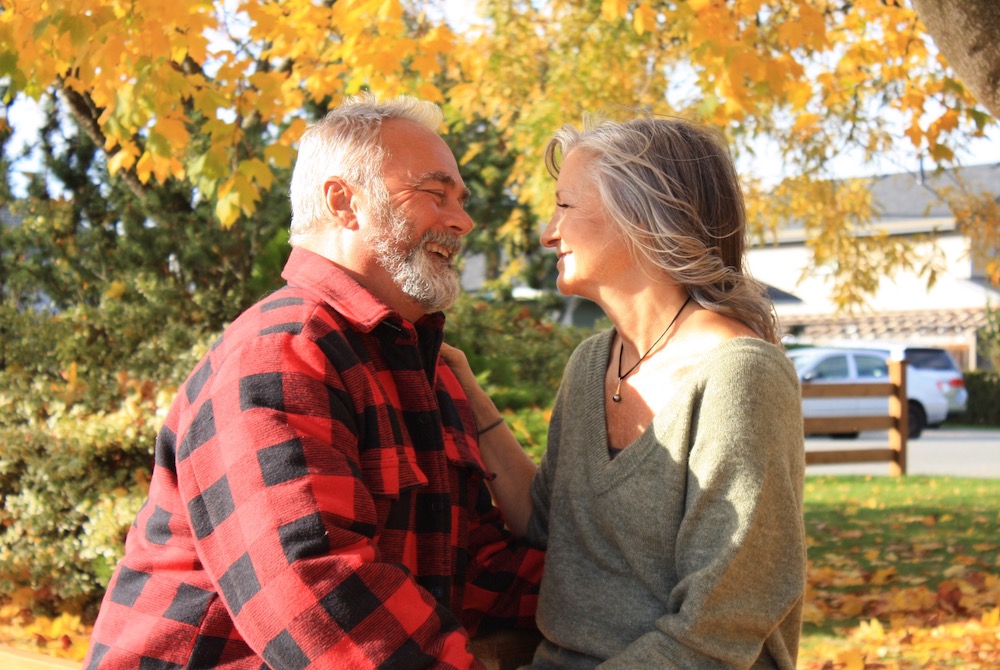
[869,162,1000,218]
[759,162,999,245]
[779,307,989,342]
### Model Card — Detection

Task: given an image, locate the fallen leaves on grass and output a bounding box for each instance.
[800,476,1000,668]
[0,588,90,661]
[2,475,997,666]
[800,607,1000,669]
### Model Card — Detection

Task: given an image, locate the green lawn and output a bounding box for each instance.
[800,475,1000,668]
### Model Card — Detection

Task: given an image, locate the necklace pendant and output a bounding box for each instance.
[612,393,622,403]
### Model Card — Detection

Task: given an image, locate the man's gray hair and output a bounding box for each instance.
[288,93,445,246]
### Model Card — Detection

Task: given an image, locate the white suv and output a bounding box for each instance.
[787,346,952,439]
[826,341,968,417]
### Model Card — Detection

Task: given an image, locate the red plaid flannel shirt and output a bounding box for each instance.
[85,248,543,669]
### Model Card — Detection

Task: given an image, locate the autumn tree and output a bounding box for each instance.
[2,1,997,299]
[444,0,999,303]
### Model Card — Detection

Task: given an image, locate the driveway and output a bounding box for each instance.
[805,427,1000,478]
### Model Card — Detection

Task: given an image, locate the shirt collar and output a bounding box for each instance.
[280,246,446,334]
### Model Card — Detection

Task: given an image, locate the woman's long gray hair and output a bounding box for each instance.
[544,115,779,344]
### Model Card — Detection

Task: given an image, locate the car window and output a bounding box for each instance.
[855,354,888,379]
[788,352,822,376]
[812,355,849,380]
[905,348,958,371]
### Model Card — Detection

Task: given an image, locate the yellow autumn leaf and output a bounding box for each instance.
[860,617,885,638]
[601,0,629,22]
[215,189,242,228]
[634,4,656,36]
[149,119,188,156]
[942,564,967,578]
[237,158,274,190]
[837,648,866,670]
[264,143,297,169]
[983,607,1000,627]
[460,142,485,165]
[107,145,139,175]
[135,151,154,184]
[105,281,127,300]
[792,112,821,134]
[868,567,895,586]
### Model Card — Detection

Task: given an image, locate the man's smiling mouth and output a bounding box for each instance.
[425,241,455,260]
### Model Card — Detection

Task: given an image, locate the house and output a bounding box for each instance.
[750,163,1000,370]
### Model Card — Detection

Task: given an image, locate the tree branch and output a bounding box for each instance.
[55,82,151,204]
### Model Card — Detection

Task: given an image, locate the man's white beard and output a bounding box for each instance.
[363,191,462,313]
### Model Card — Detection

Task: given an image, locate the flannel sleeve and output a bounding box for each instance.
[430,362,544,637]
[460,483,544,636]
[175,325,483,669]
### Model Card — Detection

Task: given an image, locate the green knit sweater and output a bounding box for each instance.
[524,332,806,669]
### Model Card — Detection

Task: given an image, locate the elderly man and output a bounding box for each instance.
[85,94,543,669]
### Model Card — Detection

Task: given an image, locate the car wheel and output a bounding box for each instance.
[908,401,926,440]
[831,432,860,439]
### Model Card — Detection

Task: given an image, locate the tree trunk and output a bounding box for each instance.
[912,0,1000,119]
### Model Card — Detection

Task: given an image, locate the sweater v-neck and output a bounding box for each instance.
[581,329,763,495]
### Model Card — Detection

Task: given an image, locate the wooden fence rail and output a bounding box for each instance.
[802,359,909,476]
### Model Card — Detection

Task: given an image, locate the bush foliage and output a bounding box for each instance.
[961,371,1000,427]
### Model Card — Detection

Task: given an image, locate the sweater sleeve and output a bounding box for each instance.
[175,327,481,669]
[601,345,806,669]
[524,329,596,549]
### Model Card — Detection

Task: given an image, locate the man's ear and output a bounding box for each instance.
[324,177,360,230]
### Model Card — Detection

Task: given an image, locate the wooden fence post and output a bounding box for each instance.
[802,359,910,476]
[887,359,908,476]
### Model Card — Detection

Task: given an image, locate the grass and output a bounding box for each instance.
[2,474,998,667]
[800,475,1000,668]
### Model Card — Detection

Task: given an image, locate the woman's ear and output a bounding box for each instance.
[324,177,360,230]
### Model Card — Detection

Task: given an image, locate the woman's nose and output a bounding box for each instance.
[540,217,558,248]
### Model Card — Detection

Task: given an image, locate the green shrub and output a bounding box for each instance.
[0,305,217,617]
[445,294,600,411]
[961,370,1000,427]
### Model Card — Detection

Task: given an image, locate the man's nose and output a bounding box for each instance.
[446,206,474,236]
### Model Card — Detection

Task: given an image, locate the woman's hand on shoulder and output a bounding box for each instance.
[440,342,480,396]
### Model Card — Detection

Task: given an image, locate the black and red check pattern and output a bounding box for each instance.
[85,248,543,669]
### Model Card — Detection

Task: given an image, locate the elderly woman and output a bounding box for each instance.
[444,115,805,669]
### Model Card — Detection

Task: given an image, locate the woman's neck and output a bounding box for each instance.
[598,284,692,360]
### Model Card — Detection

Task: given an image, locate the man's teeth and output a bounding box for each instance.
[425,242,453,259]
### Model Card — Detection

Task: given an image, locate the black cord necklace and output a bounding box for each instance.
[612,295,691,403]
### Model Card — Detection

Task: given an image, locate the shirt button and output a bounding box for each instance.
[418,413,432,425]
